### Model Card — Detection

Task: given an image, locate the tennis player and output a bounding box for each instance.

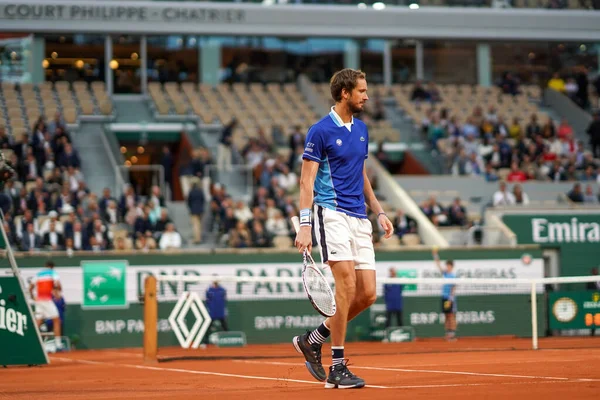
[293,68,394,389]
[29,261,63,345]
[433,248,457,341]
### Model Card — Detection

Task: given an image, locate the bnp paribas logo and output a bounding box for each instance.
[0,284,27,337]
[82,261,128,309]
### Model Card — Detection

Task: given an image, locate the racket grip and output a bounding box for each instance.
[291,216,300,233]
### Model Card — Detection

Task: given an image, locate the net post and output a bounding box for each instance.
[143,275,158,363]
[530,281,538,350]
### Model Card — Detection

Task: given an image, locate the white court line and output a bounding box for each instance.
[50,357,600,390]
[50,357,389,389]
[233,360,570,381]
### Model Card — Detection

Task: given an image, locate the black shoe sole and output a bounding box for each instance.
[292,335,326,382]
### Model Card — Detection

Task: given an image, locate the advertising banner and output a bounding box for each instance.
[549,291,600,330]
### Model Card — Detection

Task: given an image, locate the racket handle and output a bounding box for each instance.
[291,216,300,233]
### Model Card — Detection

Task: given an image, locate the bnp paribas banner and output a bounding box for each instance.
[502,213,600,277]
[16,256,544,349]
[19,257,544,307]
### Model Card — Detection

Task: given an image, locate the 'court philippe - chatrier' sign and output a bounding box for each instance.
[0,3,245,23]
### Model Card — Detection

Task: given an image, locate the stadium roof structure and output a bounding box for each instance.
[0,0,599,41]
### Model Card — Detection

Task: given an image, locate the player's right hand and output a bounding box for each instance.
[295,226,313,254]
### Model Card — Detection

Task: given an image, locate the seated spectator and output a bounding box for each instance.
[66,221,88,251]
[507,161,528,182]
[277,165,297,193]
[448,198,468,226]
[500,72,519,96]
[229,221,251,248]
[493,181,516,206]
[265,210,288,237]
[43,221,64,251]
[466,152,484,176]
[548,159,567,181]
[427,82,441,103]
[410,81,429,102]
[428,116,445,150]
[526,114,541,138]
[547,72,566,93]
[393,209,417,238]
[90,219,111,250]
[583,184,597,203]
[581,165,597,182]
[565,78,579,101]
[541,117,556,139]
[221,207,238,237]
[513,184,530,205]
[114,237,128,252]
[508,117,522,140]
[567,183,584,203]
[233,200,252,224]
[159,223,182,250]
[421,195,449,226]
[251,220,272,248]
[20,223,42,252]
[484,163,499,182]
[451,149,470,176]
[136,233,158,251]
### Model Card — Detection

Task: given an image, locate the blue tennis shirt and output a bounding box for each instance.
[442,271,456,298]
[302,107,369,218]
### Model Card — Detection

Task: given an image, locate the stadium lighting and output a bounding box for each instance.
[373,2,386,10]
[409,3,420,9]
[357,2,367,9]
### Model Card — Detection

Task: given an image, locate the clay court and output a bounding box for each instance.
[2,337,599,399]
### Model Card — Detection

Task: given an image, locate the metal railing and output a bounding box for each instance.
[204,164,254,202]
[117,165,166,200]
[100,126,127,197]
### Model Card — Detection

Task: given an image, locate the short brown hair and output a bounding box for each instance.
[330,69,366,103]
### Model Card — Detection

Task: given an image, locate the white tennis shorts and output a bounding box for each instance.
[313,205,375,270]
[35,300,59,320]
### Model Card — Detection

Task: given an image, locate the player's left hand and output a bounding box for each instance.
[378,213,394,239]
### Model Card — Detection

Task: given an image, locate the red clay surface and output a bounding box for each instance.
[2,337,600,399]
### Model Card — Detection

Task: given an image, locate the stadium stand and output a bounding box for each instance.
[0,81,113,137]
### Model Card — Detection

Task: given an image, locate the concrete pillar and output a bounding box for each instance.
[27,35,45,84]
[383,40,392,88]
[140,35,148,95]
[344,40,360,70]
[105,35,113,95]
[415,40,424,81]
[200,39,221,86]
[477,43,492,87]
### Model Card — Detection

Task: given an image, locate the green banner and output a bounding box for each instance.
[503,213,600,278]
[549,291,600,330]
[0,277,48,366]
[62,294,545,349]
[81,260,128,309]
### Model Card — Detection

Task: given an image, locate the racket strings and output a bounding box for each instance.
[304,266,335,316]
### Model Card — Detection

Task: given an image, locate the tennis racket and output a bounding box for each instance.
[291,216,336,318]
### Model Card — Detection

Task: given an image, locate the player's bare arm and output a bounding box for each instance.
[296,159,319,253]
[363,163,393,238]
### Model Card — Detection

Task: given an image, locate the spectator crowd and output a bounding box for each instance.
[0,113,181,253]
